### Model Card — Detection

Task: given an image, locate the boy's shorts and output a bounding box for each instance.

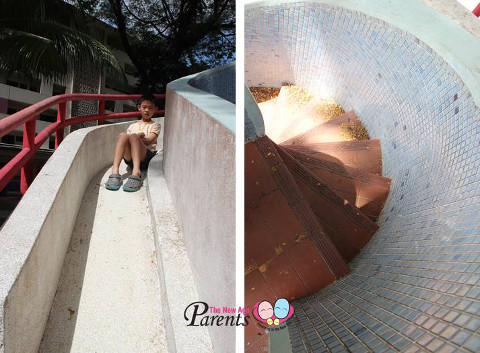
[124,149,157,170]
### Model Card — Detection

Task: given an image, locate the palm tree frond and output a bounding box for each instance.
[0,9,125,84]
[0,31,69,82]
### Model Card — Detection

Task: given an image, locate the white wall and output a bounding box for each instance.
[164,73,235,353]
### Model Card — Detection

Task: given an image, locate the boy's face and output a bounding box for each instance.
[138,99,157,120]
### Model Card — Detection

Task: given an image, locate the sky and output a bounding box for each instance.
[457,0,479,11]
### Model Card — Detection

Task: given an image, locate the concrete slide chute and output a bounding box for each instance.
[245,1,480,352]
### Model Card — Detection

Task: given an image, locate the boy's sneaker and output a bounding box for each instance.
[106,174,122,190]
[123,175,142,192]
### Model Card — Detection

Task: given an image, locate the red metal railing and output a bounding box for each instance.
[0,93,165,194]
[474,3,480,17]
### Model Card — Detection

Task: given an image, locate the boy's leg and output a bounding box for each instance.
[128,134,148,176]
[112,133,131,174]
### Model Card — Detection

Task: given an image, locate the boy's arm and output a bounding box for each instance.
[140,122,161,145]
[142,122,161,145]
[141,132,158,145]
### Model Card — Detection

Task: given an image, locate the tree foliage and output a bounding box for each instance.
[73,0,235,92]
[0,0,123,84]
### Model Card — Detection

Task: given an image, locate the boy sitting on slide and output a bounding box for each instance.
[105,93,161,192]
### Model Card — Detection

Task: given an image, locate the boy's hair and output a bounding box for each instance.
[138,93,157,106]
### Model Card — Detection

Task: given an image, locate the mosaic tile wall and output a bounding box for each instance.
[189,62,236,104]
[246,2,480,352]
[70,64,101,131]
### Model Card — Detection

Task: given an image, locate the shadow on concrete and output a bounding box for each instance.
[38,169,102,352]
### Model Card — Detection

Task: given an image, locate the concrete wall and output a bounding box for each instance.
[164,70,235,353]
[0,122,130,353]
[420,0,480,40]
[244,85,265,143]
[246,1,480,351]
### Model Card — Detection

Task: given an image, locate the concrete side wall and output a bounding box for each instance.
[244,85,265,143]
[0,122,129,353]
[164,76,235,353]
[420,0,480,40]
[147,156,213,353]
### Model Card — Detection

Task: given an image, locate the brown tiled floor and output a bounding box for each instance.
[244,109,392,349]
[285,240,335,293]
[245,142,278,205]
[283,147,390,220]
[245,322,269,353]
[281,139,382,175]
[244,138,353,351]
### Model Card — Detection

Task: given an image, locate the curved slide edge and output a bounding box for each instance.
[0,122,130,353]
[189,61,236,104]
[245,85,266,143]
[167,68,235,135]
[147,154,213,353]
[246,0,480,106]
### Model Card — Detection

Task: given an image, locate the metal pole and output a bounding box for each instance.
[20,118,36,194]
[98,100,106,125]
[474,3,480,17]
[55,102,67,149]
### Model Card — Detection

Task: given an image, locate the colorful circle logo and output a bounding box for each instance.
[252,298,294,327]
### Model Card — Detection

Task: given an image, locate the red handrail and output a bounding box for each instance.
[0,93,165,194]
[474,3,480,17]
